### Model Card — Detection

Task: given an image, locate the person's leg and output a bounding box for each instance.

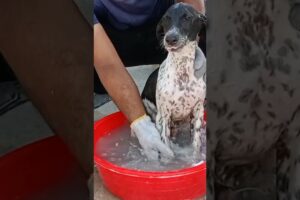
[0,0,93,175]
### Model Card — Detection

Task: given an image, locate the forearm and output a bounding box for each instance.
[177,0,205,13]
[94,24,146,123]
[95,64,146,123]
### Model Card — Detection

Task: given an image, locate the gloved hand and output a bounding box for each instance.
[130,114,174,161]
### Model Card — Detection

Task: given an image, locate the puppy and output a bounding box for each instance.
[142,3,207,160]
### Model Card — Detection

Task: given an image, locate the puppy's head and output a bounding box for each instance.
[156,3,207,52]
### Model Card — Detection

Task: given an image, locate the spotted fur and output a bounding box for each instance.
[156,41,206,159]
[207,0,300,199]
[142,3,207,161]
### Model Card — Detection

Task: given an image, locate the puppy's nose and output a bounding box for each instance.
[166,34,179,46]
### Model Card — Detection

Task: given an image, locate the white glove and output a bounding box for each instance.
[130,115,174,161]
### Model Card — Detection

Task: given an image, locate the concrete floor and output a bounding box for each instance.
[0,97,91,199]
[0,101,53,156]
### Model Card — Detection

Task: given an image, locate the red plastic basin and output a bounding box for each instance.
[94,112,206,200]
[0,136,89,200]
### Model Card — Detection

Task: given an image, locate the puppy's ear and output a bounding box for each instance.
[156,19,165,42]
[189,13,207,40]
[197,14,207,54]
[196,13,207,36]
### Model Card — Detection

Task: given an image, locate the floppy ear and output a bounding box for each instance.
[189,12,207,40]
[198,14,207,35]
[196,13,207,36]
[156,19,165,42]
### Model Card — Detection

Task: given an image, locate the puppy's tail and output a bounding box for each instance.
[143,98,157,122]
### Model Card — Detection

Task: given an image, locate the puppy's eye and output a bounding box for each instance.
[164,15,171,21]
[182,14,192,21]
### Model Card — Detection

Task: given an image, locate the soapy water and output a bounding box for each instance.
[96,123,206,171]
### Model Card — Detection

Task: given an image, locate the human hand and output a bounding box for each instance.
[130,115,174,160]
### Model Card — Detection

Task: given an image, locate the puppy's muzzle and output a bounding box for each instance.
[165,32,179,46]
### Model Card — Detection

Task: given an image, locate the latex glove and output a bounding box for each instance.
[130,114,174,160]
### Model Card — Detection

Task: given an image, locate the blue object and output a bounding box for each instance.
[94,0,174,30]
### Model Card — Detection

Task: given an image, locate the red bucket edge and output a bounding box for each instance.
[94,111,206,178]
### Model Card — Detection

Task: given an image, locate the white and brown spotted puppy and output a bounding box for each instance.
[206,1,300,199]
[142,3,207,160]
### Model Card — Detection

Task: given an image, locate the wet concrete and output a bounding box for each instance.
[94,168,119,200]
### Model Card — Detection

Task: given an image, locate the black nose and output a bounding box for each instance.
[166,34,179,45]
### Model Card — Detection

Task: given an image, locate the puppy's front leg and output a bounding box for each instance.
[192,101,205,160]
[156,110,171,148]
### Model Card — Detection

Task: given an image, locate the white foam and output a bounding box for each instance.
[96,124,206,171]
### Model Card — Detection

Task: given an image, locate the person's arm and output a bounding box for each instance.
[94,24,145,123]
[177,0,206,13]
[94,23,174,160]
